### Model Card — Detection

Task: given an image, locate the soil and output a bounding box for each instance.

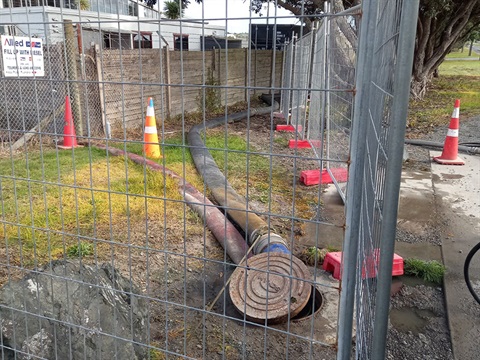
[3,107,477,359]
[138,113,340,359]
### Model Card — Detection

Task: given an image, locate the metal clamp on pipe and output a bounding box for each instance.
[253,233,290,255]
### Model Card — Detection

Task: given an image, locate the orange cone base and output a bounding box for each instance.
[57,143,83,150]
[144,146,162,159]
[433,155,465,165]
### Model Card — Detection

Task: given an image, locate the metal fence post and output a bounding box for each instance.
[336,0,378,358]
[371,1,420,359]
[64,19,83,136]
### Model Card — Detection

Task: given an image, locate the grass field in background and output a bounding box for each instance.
[445,50,479,59]
[438,60,480,76]
[408,58,480,134]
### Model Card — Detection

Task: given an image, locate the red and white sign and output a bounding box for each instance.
[1,35,44,77]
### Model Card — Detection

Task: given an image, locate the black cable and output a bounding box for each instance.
[464,242,480,305]
[404,139,480,155]
[459,142,480,147]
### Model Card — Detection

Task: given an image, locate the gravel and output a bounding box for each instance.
[387,115,480,359]
[386,285,453,360]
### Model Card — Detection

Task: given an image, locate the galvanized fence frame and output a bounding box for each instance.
[289,31,314,139]
[0,1,419,359]
[281,6,358,201]
[337,1,420,359]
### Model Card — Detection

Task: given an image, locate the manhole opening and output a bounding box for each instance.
[291,286,323,321]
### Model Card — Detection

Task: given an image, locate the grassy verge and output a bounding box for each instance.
[408,55,480,134]
[408,74,480,134]
[438,60,480,76]
[0,146,184,266]
[404,258,446,285]
[445,49,479,59]
[0,131,302,267]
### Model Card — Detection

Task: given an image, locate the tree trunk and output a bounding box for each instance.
[410,74,431,100]
[469,39,473,56]
[411,0,480,99]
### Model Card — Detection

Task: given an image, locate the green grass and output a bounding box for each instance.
[404,258,446,285]
[0,146,181,266]
[445,49,480,59]
[408,74,480,133]
[0,132,297,267]
[408,56,480,133]
[438,60,480,76]
[299,246,328,266]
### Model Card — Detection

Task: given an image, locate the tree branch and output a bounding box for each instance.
[276,0,313,31]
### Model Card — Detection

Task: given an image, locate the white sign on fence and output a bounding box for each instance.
[1,35,44,77]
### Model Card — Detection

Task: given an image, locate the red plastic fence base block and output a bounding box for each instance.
[276,124,302,132]
[323,251,404,280]
[288,139,321,149]
[299,168,348,186]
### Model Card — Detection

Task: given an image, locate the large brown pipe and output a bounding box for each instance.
[187,96,290,254]
[93,144,250,264]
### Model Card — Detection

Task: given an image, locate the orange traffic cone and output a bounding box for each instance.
[143,98,161,159]
[433,99,465,165]
[58,96,81,150]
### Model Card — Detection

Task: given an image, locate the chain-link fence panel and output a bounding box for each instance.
[79,47,105,138]
[0,34,104,147]
[0,43,67,146]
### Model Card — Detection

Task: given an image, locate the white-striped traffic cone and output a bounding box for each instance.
[433,99,464,165]
[143,98,162,159]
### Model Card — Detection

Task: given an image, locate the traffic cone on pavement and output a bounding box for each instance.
[143,98,162,159]
[58,95,81,149]
[433,99,465,165]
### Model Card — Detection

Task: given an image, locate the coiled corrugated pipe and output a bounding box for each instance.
[187,96,290,255]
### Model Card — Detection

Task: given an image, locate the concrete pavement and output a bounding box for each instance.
[430,151,480,360]
[302,151,480,359]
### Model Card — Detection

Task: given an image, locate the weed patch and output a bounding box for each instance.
[67,242,94,258]
[404,258,446,285]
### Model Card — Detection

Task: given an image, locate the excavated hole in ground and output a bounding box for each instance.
[291,286,323,322]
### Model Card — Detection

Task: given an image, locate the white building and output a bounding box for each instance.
[0,0,226,50]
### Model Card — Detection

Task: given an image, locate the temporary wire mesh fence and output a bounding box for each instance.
[281,6,358,201]
[0,1,418,359]
[289,31,313,138]
[338,0,420,359]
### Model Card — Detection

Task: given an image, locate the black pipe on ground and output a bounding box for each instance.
[93,144,251,265]
[187,95,290,254]
[405,139,480,155]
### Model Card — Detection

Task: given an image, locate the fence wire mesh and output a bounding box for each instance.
[0,1,418,359]
[355,1,407,357]
[281,8,358,200]
[338,0,419,359]
[289,31,313,138]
